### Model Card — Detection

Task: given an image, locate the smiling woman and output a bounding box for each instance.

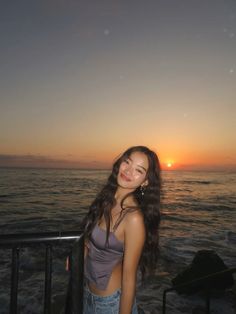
[117,152,149,190]
[80,146,162,314]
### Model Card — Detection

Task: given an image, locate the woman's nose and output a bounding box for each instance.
[125,165,133,175]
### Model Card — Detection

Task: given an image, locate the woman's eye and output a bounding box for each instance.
[136,169,143,174]
[124,159,129,164]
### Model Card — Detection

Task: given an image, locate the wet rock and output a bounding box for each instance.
[172,250,234,295]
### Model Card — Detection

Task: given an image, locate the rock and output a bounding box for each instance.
[172,250,234,295]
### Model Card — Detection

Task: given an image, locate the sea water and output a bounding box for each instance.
[0,168,235,313]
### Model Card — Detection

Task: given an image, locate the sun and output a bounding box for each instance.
[165,161,175,169]
[164,159,175,170]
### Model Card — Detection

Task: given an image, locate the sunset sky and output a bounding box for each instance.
[0,0,235,170]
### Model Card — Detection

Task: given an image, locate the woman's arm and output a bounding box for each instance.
[119,212,145,314]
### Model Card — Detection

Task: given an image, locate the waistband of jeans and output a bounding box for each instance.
[84,284,121,301]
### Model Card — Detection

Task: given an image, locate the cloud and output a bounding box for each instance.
[0,154,110,169]
[174,162,236,172]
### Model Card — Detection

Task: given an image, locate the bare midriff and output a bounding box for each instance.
[88,262,123,296]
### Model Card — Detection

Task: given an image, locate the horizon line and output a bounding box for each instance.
[1,165,236,173]
[0,153,235,172]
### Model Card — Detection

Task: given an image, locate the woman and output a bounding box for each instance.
[82,146,161,314]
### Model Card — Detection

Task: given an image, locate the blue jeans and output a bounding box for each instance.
[83,285,138,314]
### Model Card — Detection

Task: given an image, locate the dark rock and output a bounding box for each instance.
[172,250,234,295]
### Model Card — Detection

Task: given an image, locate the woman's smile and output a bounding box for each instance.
[120,172,132,182]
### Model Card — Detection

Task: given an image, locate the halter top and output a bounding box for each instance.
[84,224,124,290]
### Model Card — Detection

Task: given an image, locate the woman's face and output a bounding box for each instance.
[117,151,149,190]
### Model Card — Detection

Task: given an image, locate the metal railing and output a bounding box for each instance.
[162,267,236,314]
[0,231,84,314]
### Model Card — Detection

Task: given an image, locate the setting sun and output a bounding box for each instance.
[163,161,175,170]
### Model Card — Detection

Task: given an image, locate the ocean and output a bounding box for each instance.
[0,168,235,313]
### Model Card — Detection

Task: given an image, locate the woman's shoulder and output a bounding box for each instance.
[123,207,144,229]
[122,208,146,244]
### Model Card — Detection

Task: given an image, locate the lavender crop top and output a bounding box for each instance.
[84,224,124,290]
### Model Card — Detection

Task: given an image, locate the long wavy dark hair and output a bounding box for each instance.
[82,146,161,278]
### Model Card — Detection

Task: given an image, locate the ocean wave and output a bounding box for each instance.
[191,204,235,212]
[180,180,215,185]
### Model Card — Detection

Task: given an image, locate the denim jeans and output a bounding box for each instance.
[83,285,138,314]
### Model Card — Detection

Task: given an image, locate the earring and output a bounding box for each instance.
[140,185,145,196]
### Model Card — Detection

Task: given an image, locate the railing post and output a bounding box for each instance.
[77,236,84,314]
[205,289,210,314]
[44,245,52,314]
[10,247,20,314]
[71,235,84,314]
[162,290,167,314]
